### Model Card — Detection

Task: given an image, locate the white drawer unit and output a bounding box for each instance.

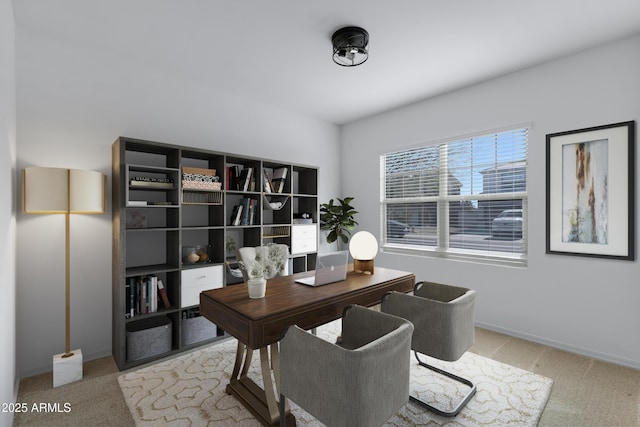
[181,265,223,308]
[291,224,317,255]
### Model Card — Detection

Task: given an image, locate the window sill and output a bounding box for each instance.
[381,244,527,268]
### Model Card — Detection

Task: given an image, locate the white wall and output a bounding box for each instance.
[0,0,17,425]
[15,29,341,377]
[341,34,640,369]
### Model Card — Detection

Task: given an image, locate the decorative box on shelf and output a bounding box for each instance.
[182,167,221,191]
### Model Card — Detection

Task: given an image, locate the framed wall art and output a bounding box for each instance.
[546,121,635,260]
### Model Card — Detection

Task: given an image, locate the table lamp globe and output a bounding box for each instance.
[349,231,378,274]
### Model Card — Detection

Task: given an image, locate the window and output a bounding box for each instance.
[380,127,528,265]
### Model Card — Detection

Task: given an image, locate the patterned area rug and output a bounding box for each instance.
[118,321,552,426]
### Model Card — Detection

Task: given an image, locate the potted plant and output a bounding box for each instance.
[320,197,358,250]
[238,244,289,298]
[242,262,267,299]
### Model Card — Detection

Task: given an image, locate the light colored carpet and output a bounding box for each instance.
[118,321,552,426]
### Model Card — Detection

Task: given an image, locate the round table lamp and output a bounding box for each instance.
[349,231,378,274]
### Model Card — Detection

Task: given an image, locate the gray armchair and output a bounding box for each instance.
[278,305,414,427]
[381,281,477,417]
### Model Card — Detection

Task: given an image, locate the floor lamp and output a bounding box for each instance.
[22,167,106,387]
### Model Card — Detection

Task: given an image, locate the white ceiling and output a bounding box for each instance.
[13,0,640,125]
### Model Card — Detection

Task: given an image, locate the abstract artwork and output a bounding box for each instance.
[546,121,634,260]
[562,138,608,244]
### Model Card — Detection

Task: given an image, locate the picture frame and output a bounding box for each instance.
[546,121,635,260]
[126,210,147,229]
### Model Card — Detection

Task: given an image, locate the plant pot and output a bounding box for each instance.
[247,277,267,299]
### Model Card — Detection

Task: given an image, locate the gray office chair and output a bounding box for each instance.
[278,305,414,427]
[381,281,477,417]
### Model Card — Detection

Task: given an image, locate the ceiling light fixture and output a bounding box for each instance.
[332,26,369,67]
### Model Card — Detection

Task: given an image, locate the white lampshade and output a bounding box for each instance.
[349,231,379,260]
[23,167,106,214]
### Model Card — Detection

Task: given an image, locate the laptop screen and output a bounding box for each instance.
[295,250,348,286]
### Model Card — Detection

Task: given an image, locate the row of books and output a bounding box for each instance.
[131,166,288,193]
[225,165,289,194]
[182,308,202,320]
[226,166,256,192]
[125,275,171,318]
[130,176,174,189]
[229,197,258,226]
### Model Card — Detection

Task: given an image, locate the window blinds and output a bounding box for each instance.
[381,127,528,263]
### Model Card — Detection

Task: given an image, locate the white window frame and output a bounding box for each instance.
[380,126,529,267]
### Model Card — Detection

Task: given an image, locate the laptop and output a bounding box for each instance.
[295,250,349,286]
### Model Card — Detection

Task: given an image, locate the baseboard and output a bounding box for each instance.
[475,321,640,370]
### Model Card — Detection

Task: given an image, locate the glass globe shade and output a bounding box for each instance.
[349,231,378,260]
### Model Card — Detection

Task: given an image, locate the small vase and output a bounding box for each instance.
[247,277,267,299]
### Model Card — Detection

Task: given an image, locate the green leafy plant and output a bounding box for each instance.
[320,197,358,250]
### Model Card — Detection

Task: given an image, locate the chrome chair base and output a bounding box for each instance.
[411,351,477,417]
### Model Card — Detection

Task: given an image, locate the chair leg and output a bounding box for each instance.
[411,351,477,417]
[279,394,286,427]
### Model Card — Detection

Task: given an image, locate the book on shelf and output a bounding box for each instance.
[126,275,165,318]
[182,308,202,319]
[226,165,241,191]
[126,280,134,318]
[241,198,250,225]
[128,200,148,207]
[248,198,256,225]
[239,167,253,192]
[157,279,171,309]
[229,198,257,226]
[130,176,174,189]
[271,167,288,193]
[230,204,244,226]
[150,276,158,313]
[262,169,273,193]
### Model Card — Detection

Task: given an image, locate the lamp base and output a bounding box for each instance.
[53,349,83,387]
[353,259,374,274]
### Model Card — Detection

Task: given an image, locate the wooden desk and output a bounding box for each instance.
[200,266,415,426]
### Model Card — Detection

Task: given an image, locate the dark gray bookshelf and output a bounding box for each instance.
[112,137,318,370]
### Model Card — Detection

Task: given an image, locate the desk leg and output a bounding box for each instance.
[260,346,279,423]
[226,342,295,426]
[229,342,254,390]
[229,341,244,384]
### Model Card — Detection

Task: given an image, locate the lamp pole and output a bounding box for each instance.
[63,210,73,358]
